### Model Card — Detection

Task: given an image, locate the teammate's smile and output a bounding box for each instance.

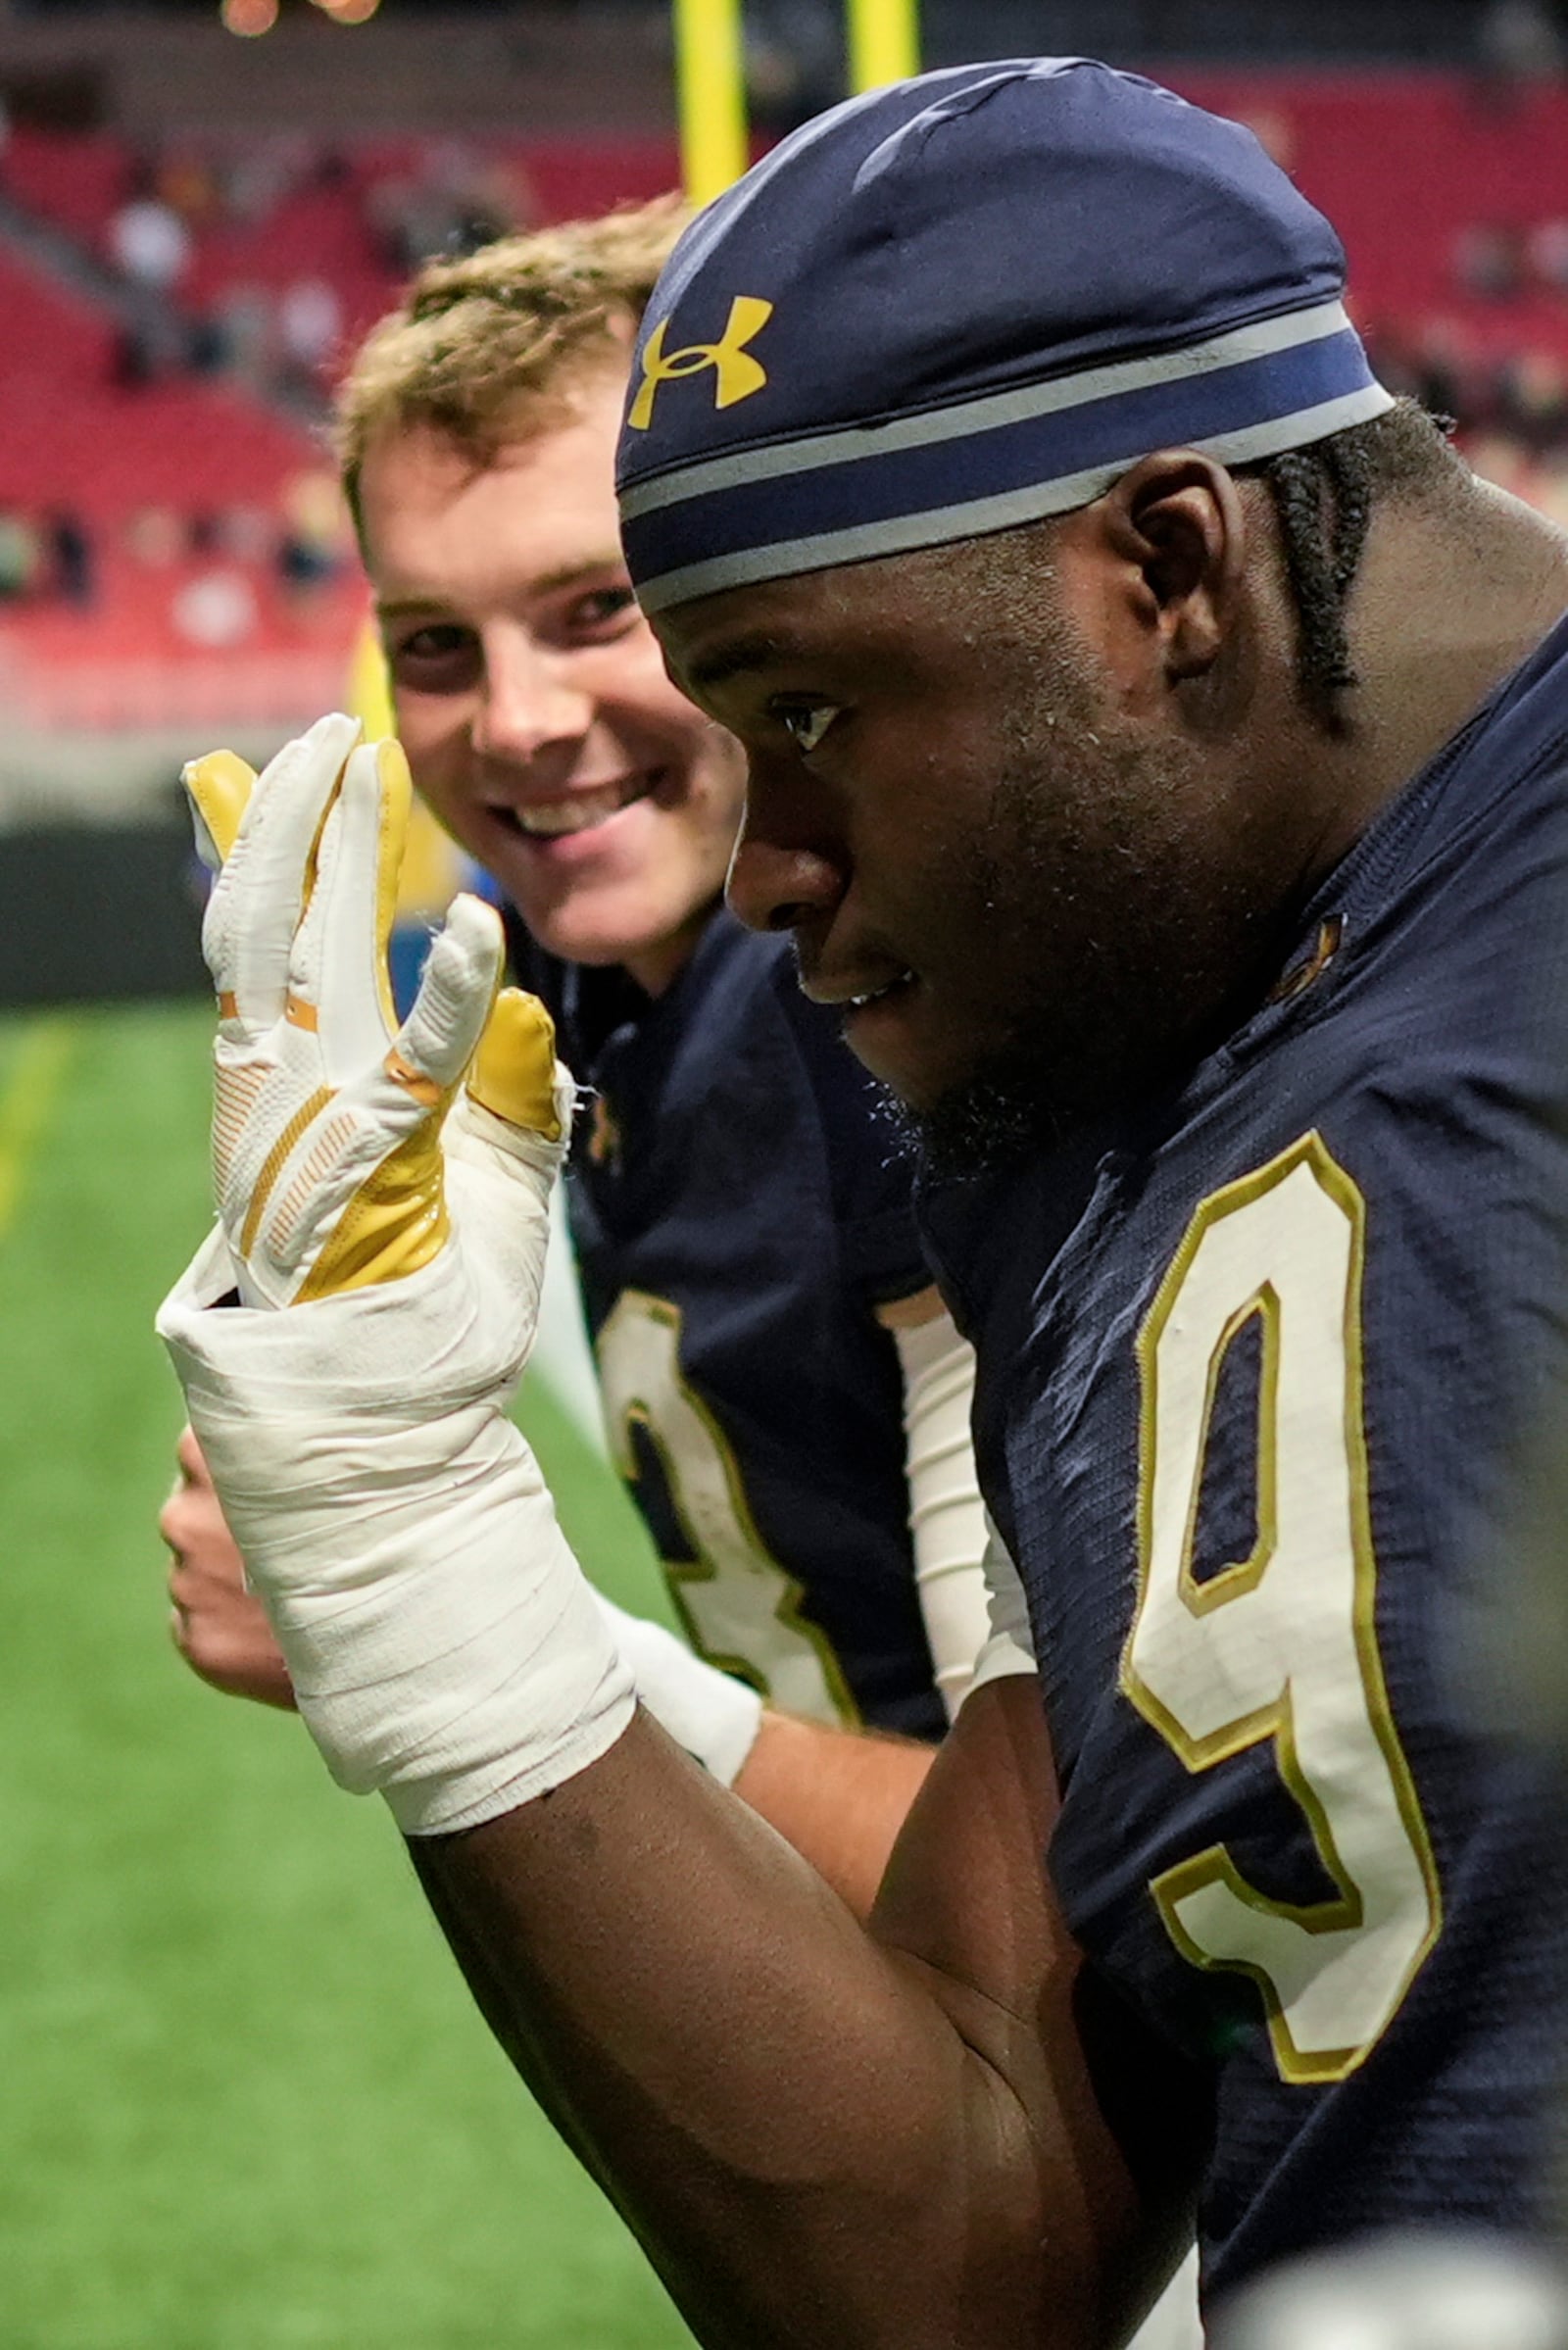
[506,771,663,838]
[363,375,745,996]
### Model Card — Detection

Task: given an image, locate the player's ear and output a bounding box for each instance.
[1097,450,1248,688]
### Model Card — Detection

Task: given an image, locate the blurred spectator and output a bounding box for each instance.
[1478,0,1567,82]
[214,285,275,390]
[276,466,351,608]
[0,512,40,604]
[185,311,234,378]
[221,141,295,230]
[1531,449,1568,525]
[1408,322,1476,423]
[1467,429,1539,497]
[367,167,452,273]
[47,510,94,610]
[1454,220,1526,301]
[278,277,343,382]
[172,567,259,652]
[1527,217,1568,294]
[311,148,353,197]
[156,149,220,234]
[110,320,155,391]
[1231,104,1297,174]
[745,0,843,130]
[218,505,275,564]
[452,151,535,249]
[277,531,336,599]
[366,141,525,272]
[1365,319,1475,424]
[124,507,186,568]
[109,316,183,391]
[1497,349,1568,449]
[109,178,191,295]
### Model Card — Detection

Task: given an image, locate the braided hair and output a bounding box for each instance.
[1248,400,1457,735]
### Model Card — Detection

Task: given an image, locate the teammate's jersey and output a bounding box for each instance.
[920,612,1568,2301]
[507,903,948,1740]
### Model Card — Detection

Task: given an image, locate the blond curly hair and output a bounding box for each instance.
[336,197,687,529]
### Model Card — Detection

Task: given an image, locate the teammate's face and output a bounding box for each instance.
[358,374,745,994]
[658,523,1299,1166]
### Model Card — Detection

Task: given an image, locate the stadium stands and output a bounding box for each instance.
[1173,70,1568,356]
[1171,70,1568,517]
[7,66,1568,731]
[0,239,359,729]
[0,125,682,730]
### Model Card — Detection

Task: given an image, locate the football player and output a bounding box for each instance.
[163,209,995,1918]
[161,61,1568,2345]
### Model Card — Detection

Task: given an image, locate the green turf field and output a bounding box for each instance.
[0,1004,695,2350]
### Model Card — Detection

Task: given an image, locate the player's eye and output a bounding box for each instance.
[385,623,480,691]
[568,585,640,636]
[774,702,840,756]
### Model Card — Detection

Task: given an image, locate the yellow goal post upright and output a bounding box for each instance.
[674,0,922,203]
[845,0,921,104]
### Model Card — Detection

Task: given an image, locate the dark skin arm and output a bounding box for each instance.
[412,1682,1199,2350]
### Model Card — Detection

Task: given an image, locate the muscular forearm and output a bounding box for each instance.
[414,1686,1147,2350]
[734,1711,933,1919]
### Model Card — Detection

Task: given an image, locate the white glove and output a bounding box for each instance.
[158,714,635,1835]
[188,711,566,1311]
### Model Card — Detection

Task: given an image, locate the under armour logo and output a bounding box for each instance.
[626,296,775,431]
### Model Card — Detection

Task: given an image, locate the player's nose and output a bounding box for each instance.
[725,813,846,935]
[474,632,593,764]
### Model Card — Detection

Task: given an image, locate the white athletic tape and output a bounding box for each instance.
[160,1214,635,1837]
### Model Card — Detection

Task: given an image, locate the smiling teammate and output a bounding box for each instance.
[161,62,1568,2345]
[163,208,1001,1919]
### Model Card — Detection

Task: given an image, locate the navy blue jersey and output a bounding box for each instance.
[506,904,947,1740]
[921,612,1568,2301]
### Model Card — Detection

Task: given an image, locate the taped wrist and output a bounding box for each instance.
[159,1230,635,1836]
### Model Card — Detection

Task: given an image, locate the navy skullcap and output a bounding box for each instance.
[615,57,1392,614]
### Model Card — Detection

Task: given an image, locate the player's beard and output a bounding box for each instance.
[888,648,1302,1183]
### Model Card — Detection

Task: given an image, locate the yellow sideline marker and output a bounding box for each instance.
[0,1016,76,1244]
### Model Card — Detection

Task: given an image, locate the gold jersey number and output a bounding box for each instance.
[596,1290,858,1727]
[1121,1132,1441,2084]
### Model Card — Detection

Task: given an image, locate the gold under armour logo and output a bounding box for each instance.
[626,295,775,431]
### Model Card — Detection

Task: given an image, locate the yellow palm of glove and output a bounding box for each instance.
[184,713,565,1310]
